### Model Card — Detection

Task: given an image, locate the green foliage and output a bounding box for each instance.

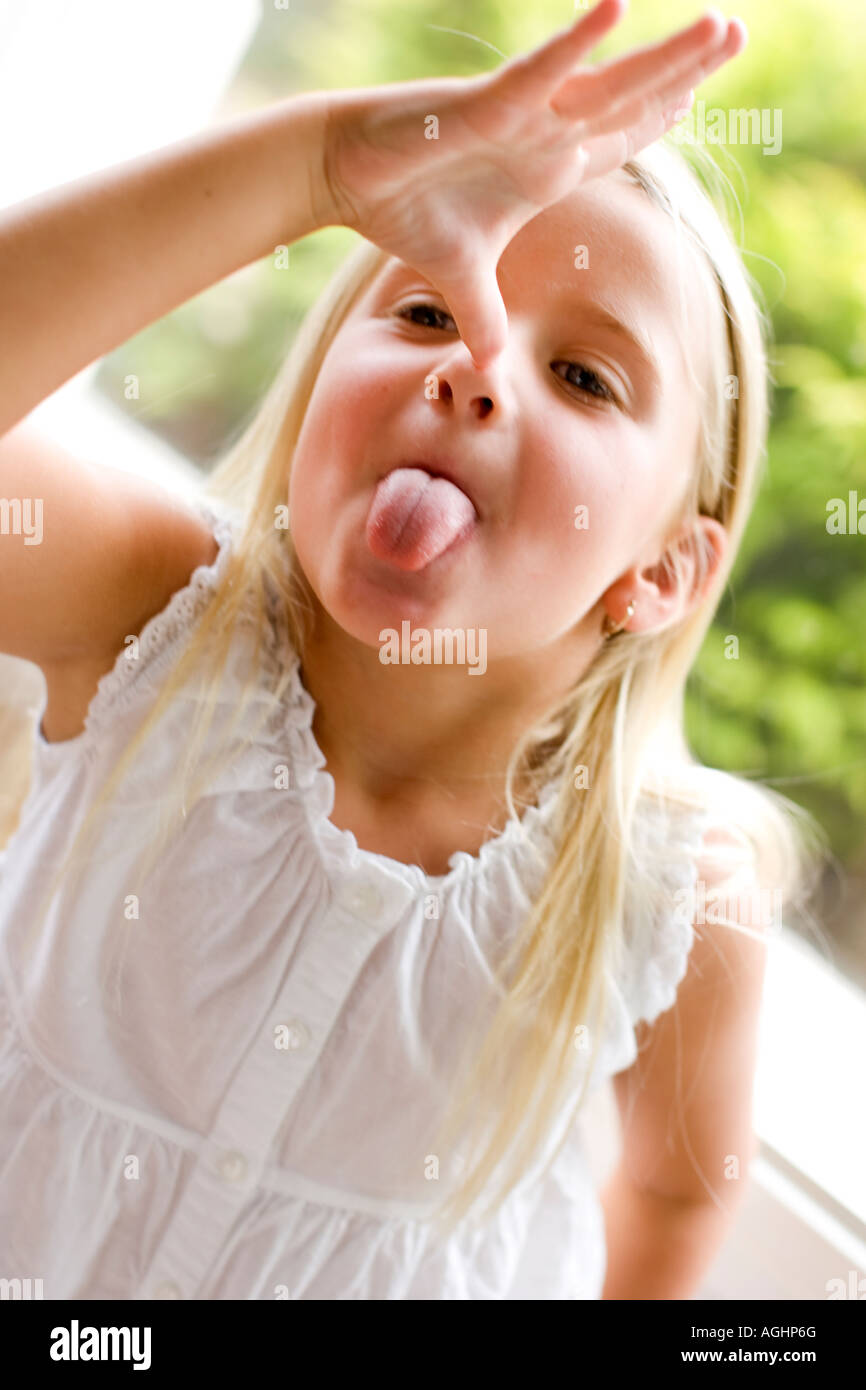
[96,0,866,868]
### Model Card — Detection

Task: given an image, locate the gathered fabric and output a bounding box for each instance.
[0,498,713,1300]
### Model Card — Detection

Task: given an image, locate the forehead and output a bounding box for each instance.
[365,170,717,390]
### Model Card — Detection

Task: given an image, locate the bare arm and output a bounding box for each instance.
[601,826,769,1299]
[0,90,333,437]
[599,1164,744,1300]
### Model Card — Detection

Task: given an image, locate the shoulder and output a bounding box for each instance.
[683,816,773,1002]
[614,802,771,1038]
[0,421,220,667]
[615,801,720,1023]
[38,493,231,744]
[696,820,760,890]
[631,799,764,932]
[104,485,225,656]
[658,811,771,1011]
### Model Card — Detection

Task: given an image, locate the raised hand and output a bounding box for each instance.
[316,0,746,365]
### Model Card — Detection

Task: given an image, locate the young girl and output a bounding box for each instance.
[0,0,825,1300]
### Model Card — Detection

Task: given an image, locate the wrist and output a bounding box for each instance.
[295,87,343,234]
[227,89,346,253]
[272,86,356,236]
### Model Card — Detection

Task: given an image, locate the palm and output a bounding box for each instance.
[322,0,746,364]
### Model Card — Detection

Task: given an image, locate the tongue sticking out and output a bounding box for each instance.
[365,468,477,572]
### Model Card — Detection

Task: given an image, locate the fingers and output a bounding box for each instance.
[435,260,510,369]
[497,0,628,105]
[552,8,731,124]
[575,91,694,183]
[571,18,745,141]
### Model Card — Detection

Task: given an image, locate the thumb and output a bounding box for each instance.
[443,260,509,369]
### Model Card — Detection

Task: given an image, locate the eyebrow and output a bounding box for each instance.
[569,302,663,399]
[375,262,663,398]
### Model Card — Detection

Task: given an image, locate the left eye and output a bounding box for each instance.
[551,361,617,404]
[394,301,455,331]
[395,301,618,406]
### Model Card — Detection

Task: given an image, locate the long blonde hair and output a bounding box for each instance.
[1,138,830,1240]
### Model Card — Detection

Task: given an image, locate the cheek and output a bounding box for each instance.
[517,419,631,557]
[290,342,410,497]
[509,419,664,615]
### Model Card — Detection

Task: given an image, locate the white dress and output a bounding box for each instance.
[0,497,714,1300]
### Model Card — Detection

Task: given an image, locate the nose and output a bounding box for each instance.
[425,341,514,423]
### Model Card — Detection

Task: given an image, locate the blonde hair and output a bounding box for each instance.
[1,138,830,1241]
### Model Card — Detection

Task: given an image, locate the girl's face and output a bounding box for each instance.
[288,172,723,666]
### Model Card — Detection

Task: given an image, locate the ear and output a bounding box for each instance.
[616,516,728,634]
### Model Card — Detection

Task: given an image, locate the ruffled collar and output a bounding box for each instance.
[200,496,564,895]
[282,649,563,895]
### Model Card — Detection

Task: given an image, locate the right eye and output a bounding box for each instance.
[393,301,457,332]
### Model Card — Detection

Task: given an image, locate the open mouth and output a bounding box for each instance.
[366,465,478,572]
[392,459,477,512]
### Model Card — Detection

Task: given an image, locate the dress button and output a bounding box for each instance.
[153,1281,183,1299]
[278,1018,310,1051]
[216,1150,248,1183]
[339,880,385,920]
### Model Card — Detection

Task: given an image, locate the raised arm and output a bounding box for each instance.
[0,91,333,438]
[0,1,746,435]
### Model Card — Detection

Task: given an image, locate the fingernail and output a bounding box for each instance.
[701,7,728,39]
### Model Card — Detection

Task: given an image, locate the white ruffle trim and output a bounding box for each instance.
[615,797,715,1029]
[283,658,563,896]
